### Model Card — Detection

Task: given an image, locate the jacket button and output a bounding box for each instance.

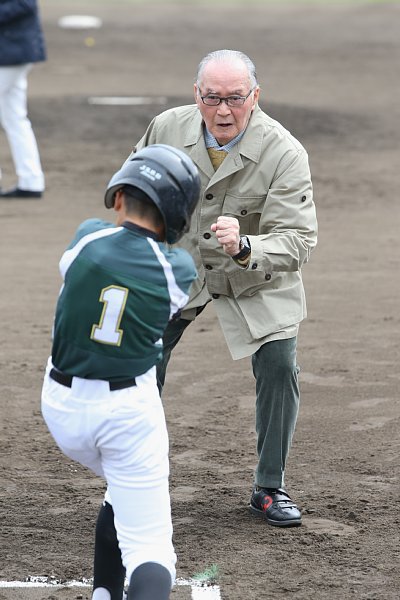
[206,193,213,200]
[212,293,220,299]
[241,209,247,215]
[265,273,272,281]
[301,195,306,202]
[205,264,213,270]
[203,232,211,239]
[251,263,258,270]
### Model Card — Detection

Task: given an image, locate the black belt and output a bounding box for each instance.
[49,368,136,391]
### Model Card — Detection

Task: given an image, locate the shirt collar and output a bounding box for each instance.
[204,127,245,152]
[122,221,159,240]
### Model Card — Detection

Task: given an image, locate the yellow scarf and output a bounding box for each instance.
[207,148,228,170]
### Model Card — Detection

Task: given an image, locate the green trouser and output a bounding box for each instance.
[252,336,300,490]
[157,315,300,492]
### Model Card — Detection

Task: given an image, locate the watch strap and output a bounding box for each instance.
[232,236,251,260]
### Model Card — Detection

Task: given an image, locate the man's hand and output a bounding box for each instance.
[211,216,241,256]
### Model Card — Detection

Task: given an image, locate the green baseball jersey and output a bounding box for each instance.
[51,219,197,380]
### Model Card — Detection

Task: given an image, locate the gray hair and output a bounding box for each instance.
[196,50,258,89]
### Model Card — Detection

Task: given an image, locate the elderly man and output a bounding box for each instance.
[88,52,317,597]
[130,49,318,527]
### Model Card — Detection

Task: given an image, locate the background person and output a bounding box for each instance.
[130,49,318,527]
[41,145,201,600]
[0,0,46,198]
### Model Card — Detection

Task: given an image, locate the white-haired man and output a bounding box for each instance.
[132,48,318,527]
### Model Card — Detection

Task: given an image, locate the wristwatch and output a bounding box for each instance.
[232,235,251,260]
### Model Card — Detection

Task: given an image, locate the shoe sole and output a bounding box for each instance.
[0,195,42,199]
[249,504,302,527]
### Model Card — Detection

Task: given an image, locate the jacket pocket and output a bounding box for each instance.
[222,194,266,232]
[228,268,272,298]
[204,270,232,295]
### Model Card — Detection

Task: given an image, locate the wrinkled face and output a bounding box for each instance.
[194,59,259,145]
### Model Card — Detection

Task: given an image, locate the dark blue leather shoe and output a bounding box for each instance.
[0,187,42,198]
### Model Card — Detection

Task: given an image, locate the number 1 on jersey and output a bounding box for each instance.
[91,285,129,345]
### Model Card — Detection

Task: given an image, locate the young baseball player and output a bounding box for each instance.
[41,145,201,600]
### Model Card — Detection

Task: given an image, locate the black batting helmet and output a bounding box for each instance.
[105,144,201,244]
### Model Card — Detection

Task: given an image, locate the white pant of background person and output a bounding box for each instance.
[0,64,44,191]
[41,358,177,589]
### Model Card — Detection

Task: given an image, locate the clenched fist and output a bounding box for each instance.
[210,216,241,256]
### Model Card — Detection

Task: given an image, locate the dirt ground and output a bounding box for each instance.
[1,1,400,599]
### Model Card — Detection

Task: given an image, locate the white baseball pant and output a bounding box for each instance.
[0,64,44,191]
[41,358,176,585]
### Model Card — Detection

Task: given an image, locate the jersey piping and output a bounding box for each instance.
[59,226,124,279]
[147,237,189,319]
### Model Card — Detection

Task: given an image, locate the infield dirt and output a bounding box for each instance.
[1,1,399,599]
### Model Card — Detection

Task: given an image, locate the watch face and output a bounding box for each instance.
[240,235,250,250]
[233,235,251,260]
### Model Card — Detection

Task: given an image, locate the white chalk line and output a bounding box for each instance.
[58,15,103,29]
[88,96,168,106]
[0,577,221,599]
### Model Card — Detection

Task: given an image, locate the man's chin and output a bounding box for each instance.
[214,128,236,145]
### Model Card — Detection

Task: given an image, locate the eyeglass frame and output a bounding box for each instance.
[199,87,256,108]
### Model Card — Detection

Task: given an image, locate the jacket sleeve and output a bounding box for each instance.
[0,1,36,25]
[248,148,317,274]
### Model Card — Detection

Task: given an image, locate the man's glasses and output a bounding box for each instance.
[200,87,255,107]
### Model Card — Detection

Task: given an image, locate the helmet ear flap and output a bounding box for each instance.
[105,185,124,208]
[105,145,201,243]
[105,185,121,209]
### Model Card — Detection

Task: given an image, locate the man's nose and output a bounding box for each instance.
[217,100,231,115]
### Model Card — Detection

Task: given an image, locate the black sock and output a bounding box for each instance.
[93,501,126,600]
[128,562,171,600]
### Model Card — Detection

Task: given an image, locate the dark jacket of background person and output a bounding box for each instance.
[0,0,46,66]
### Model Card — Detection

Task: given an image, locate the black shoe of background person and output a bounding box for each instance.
[249,486,302,527]
[0,186,42,198]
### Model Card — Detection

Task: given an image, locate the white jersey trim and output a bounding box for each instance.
[147,238,189,320]
[59,227,123,279]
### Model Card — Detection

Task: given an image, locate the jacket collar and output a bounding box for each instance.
[183,108,214,179]
[236,105,265,163]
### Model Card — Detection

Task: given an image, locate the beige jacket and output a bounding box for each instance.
[134,104,318,359]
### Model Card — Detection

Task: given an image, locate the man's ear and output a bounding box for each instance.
[252,86,260,110]
[113,189,124,212]
[194,83,200,105]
